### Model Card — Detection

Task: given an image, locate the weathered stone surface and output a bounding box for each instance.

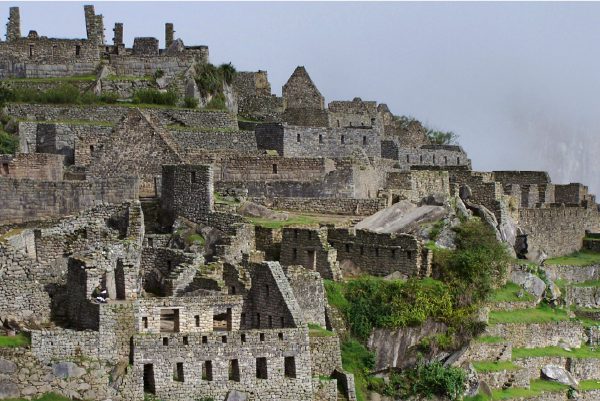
[356,200,447,234]
[511,269,546,299]
[0,381,20,399]
[52,362,86,378]
[541,365,579,387]
[226,390,248,401]
[0,358,17,374]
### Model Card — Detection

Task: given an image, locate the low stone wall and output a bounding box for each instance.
[5,103,238,130]
[309,336,343,377]
[312,378,338,401]
[543,264,600,284]
[0,177,139,224]
[457,342,512,364]
[513,356,600,381]
[251,196,386,216]
[489,300,539,312]
[477,368,529,389]
[485,321,585,349]
[565,286,600,308]
[31,329,100,363]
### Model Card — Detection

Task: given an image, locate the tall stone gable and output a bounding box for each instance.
[282,66,328,127]
[88,109,183,196]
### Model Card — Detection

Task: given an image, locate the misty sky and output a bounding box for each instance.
[3,2,600,193]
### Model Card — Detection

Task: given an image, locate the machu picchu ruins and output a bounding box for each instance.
[1,4,600,401]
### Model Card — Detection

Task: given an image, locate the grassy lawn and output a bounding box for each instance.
[512,345,600,359]
[472,360,519,373]
[340,339,375,401]
[545,250,600,266]
[579,380,600,391]
[466,379,570,400]
[0,333,30,348]
[489,304,569,325]
[245,214,320,229]
[475,335,506,344]
[308,323,336,337]
[571,279,600,288]
[489,282,535,302]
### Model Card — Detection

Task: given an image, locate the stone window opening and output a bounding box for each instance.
[308,231,313,240]
[266,285,270,297]
[75,45,81,56]
[306,250,316,270]
[406,154,410,163]
[173,362,184,382]
[51,45,57,58]
[457,157,460,164]
[29,44,34,57]
[229,359,240,382]
[292,248,297,260]
[222,335,227,343]
[202,361,213,381]
[296,133,301,142]
[407,250,412,260]
[143,364,155,394]
[163,337,169,346]
[147,238,153,247]
[160,309,180,333]
[115,260,126,300]
[362,136,367,145]
[230,285,236,295]
[281,316,285,327]
[341,135,345,144]
[1,163,8,175]
[90,145,95,153]
[213,310,230,331]
[337,120,340,127]
[142,316,148,329]
[433,155,436,165]
[272,163,278,174]
[371,117,376,125]
[241,333,246,342]
[202,336,208,344]
[419,155,423,164]
[190,171,197,183]
[241,312,246,325]
[375,247,379,257]
[183,336,189,345]
[360,246,364,255]
[444,156,448,165]
[256,313,261,328]
[345,243,350,253]
[260,333,265,341]
[278,332,284,340]
[390,249,396,259]
[256,357,268,379]
[319,134,323,144]
[294,229,299,239]
[284,357,297,378]
[268,315,273,328]
[194,315,200,327]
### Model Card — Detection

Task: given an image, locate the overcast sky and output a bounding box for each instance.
[4,2,600,193]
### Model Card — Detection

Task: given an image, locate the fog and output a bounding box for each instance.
[4,2,600,193]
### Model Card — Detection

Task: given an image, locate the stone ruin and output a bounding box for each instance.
[1,4,600,401]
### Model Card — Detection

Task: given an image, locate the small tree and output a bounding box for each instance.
[427,130,459,145]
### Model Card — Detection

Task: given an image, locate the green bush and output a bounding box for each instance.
[205,93,226,110]
[0,130,17,154]
[99,92,119,104]
[8,84,121,105]
[183,96,199,109]
[132,89,178,106]
[194,62,237,103]
[427,129,459,145]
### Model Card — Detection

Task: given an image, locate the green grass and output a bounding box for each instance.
[324,280,350,311]
[571,279,600,288]
[472,360,519,373]
[0,333,30,348]
[579,380,600,391]
[340,339,375,401]
[487,379,568,400]
[308,323,336,337]
[186,233,205,245]
[489,304,569,324]
[489,282,535,302]
[512,345,600,359]
[475,335,506,344]
[245,214,319,229]
[545,250,600,266]
[2,392,71,401]
[0,130,17,154]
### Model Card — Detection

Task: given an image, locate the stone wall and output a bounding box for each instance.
[519,207,600,257]
[251,196,386,216]
[389,144,472,170]
[169,129,258,154]
[0,177,139,224]
[5,103,238,130]
[108,50,208,77]
[492,171,551,186]
[280,228,342,281]
[386,170,450,203]
[327,228,430,278]
[565,286,600,308]
[543,264,600,284]
[309,335,343,376]
[0,153,63,181]
[485,321,585,348]
[328,98,378,129]
[285,265,328,327]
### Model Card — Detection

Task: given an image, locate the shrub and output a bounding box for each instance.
[0,130,17,154]
[205,93,226,110]
[154,68,165,80]
[427,129,459,145]
[194,62,237,102]
[132,89,178,105]
[99,91,119,104]
[401,361,466,400]
[183,96,199,109]
[40,84,80,104]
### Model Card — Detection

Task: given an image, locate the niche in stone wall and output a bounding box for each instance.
[284,356,296,378]
[229,359,240,382]
[173,362,184,382]
[256,357,268,379]
[143,364,156,394]
[202,361,213,381]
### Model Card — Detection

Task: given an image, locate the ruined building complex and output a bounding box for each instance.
[1,5,600,401]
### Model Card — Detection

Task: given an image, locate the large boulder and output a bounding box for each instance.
[52,362,85,379]
[356,200,447,234]
[237,201,288,220]
[226,390,248,401]
[510,270,546,299]
[0,358,16,374]
[541,365,578,387]
[0,381,20,399]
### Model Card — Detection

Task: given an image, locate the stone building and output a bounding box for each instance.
[282,66,329,127]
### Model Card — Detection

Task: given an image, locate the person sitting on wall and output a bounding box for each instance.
[92,286,109,303]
